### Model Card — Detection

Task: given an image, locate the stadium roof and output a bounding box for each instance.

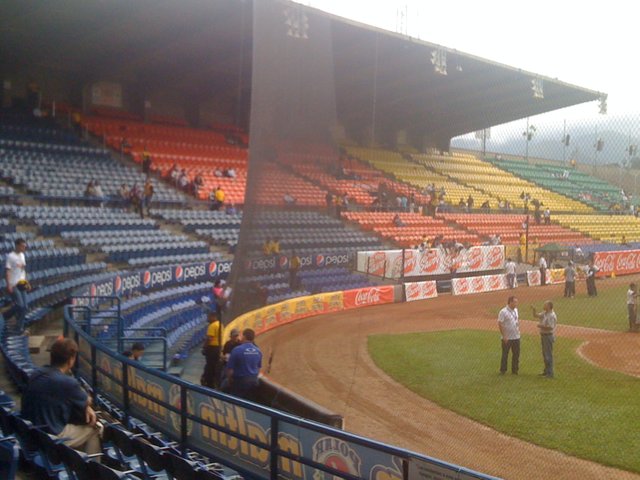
[0,0,603,149]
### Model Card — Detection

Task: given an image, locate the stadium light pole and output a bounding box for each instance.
[523,118,535,163]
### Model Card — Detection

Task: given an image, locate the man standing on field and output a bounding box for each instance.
[498,296,520,375]
[531,301,557,378]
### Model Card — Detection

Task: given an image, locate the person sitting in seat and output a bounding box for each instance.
[21,338,102,454]
[393,213,406,227]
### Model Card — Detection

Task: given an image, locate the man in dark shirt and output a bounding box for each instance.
[226,329,262,400]
[21,338,102,453]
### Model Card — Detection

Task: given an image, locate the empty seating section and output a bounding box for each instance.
[491,158,622,210]
[3,205,209,265]
[343,212,481,247]
[252,162,329,206]
[413,152,592,212]
[0,118,185,204]
[438,213,594,245]
[155,209,241,249]
[554,214,640,243]
[81,116,248,204]
[346,146,493,206]
[248,211,382,252]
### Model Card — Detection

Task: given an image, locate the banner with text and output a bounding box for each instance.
[357,246,505,278]
[404,281,438,302]
[451,274,508,296]
[594,249,640,278]
[343,285,396,310]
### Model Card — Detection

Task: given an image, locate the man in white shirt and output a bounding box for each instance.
[505,258,517,289]
[5,238,30,332]
[531,301,557,378]
[498,296,520,375]
[539,256,547,286]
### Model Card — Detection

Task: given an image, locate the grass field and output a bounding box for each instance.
[488,281,631,331]
[368,330,640,474]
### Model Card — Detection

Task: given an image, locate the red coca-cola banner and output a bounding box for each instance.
[404,281,438,302]
[343,285,395,309]
[593,250,640,277]
[451,274,508,295]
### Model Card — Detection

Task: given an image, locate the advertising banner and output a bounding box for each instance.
[357,246,505,278]
[343,285,395,309]
[451,274,508,296]
[73,261,232,303]
[278,420,404,480]
[404,281,438,302]
[527,270,541,286]
[245,251,353,273]
[594,249,640,278]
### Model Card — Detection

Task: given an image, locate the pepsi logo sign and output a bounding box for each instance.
[208,261,217,276]
[315,255,325,267]
[175,265,184,281]
[143,271,152,288]
[114,276,122,294]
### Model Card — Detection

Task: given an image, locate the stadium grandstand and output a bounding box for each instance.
[2,1,639,479]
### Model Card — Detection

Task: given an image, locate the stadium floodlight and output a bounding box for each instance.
[531,78,544,99]
[598,94,608,114]
[562,134,571,146]
[430,48,447,75]
[284,6,309,39]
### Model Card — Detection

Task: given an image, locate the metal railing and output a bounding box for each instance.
[64,301,499,480]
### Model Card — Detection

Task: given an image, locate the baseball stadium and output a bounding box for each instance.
[0,1,639,479]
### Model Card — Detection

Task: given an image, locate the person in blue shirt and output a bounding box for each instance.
[226,328,262,400]
[21,338,102,454]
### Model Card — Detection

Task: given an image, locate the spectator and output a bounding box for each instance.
[564,261,576,298]
[213,186,225,210]
[458,198,466,209]
[225,168,237,178]
[543,207,551,224]
[5,238,30,332]
[214,167,223,178]
[193,174,204,196]
[119,183,130,211]
[226,328,262,400]
[621,234,629,246]
[262,239,272,256]
[225,203,237,216]
[178,169,189,190]
[539,255,547,286]
[505,258,517,289]
[466,195,474,211]
[130,182,142,216]
[325,192,334,215]
[289,251,301,290]
[84,180,96,197]
[393,213,406,227]
[212,280,227,316]
[219,329,242,391]
[21,338,102,454]
[142,178,154,218]
[142,150,152,175]
[481,200,491,213]
[170,166,181,186]
[201,312,222,388]
[123,342,145,361]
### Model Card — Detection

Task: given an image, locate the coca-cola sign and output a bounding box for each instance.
[343,285,395,309]
[594,250,640,277]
